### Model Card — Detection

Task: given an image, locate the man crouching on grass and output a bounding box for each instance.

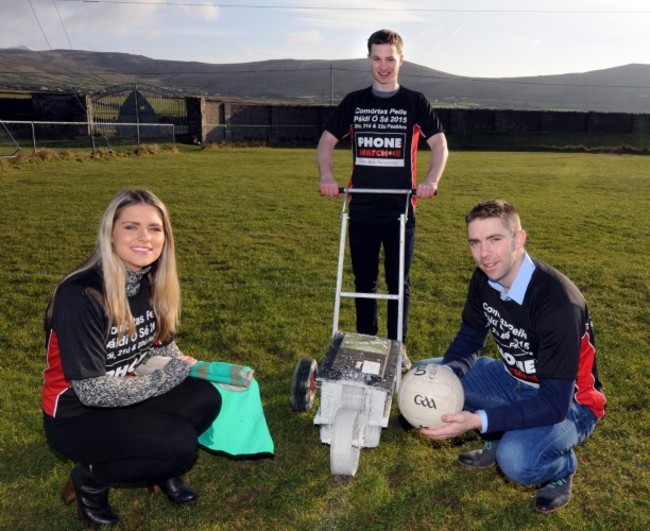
[419,199,606,513]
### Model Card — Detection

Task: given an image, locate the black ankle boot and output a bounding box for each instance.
[62,464,119,526]
[150,476,197,505]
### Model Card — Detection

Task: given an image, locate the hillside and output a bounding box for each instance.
[1,48,649,113]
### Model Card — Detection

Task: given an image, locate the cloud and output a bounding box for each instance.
[174,2,220,22]
[284,30,324,45]
[2,0,648,76]
[0,1,220,52]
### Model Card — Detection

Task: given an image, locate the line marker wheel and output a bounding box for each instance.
[291,357,318,412]
[330,408,360,476]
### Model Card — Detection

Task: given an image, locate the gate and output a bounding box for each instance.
[89,84,188,147]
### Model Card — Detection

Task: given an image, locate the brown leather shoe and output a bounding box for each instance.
[61,476,76,505]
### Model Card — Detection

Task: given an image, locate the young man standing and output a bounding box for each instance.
[317,29,448,368]
[420,199,606,513]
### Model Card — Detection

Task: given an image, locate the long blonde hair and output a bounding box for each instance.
[46,189,180,342]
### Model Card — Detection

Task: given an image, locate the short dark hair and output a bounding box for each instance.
[465,199,522,233]
[367,29,404,54]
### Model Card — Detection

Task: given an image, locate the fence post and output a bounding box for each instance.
[31,122,37,154]
[134,85,141,147]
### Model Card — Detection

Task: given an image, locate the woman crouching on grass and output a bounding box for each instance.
[42,188,222,526]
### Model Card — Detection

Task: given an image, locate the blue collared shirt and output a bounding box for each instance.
[487,252,536,304]
[477,252,536,432]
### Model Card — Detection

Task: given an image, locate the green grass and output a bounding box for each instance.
[446,132,650,152]
[0,147,648,530]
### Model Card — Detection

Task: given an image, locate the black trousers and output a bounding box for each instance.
[348,216,415,342]
[43,377,221,485]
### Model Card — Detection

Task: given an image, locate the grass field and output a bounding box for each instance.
[0,147,648,530]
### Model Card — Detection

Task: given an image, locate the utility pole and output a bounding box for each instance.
[330,64,333,106]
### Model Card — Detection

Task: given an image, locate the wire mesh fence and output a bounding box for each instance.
[2,120,648,157]
[0,120,176,155]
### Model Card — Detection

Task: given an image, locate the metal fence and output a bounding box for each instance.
[2,119,648,157]
[0,120,175,156]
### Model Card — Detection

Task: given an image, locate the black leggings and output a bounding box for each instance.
[43,377,221,485]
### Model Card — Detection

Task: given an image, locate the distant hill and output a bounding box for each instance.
[1,48,649,113]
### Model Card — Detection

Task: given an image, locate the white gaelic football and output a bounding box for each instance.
[398,363,464,429]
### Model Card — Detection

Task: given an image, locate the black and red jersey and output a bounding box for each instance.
[325,86,445,217]
[42,267,157,417]
[462,259,606,420]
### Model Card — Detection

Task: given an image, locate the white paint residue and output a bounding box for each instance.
[361,361,381,375]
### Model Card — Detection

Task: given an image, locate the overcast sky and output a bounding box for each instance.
[3,0,650,78]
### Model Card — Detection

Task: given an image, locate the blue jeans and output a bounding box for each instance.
[416,357,598,485]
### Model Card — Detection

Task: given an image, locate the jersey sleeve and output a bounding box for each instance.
[324,92,356,140]
[461,269,490,330]
[50,283,109,380]
[71,357,191,407]
[415,92,445,139]
[484,377,575,432]
[442,323,488,377]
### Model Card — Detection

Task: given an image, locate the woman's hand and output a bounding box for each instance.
[178,354,198,366]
